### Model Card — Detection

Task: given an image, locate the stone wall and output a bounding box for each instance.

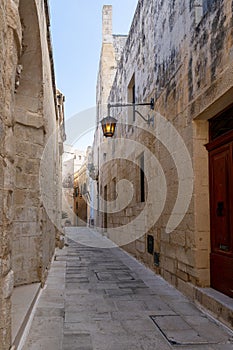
[0,0,64,348]
[96,0,233,296]
[0,1,21,346]
[12,0,62,286]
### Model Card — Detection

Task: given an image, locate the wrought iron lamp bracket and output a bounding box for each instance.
[107,98,154,125]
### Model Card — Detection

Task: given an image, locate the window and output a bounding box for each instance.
[194,1,203,25]
[194,0,218,25]
[139,153,145,203]
[132,84,136,122]
[128,74,135,126]
[209,104,233,141]
[74,187,78,197]
[203,0,218,15]
[147,235,154,254]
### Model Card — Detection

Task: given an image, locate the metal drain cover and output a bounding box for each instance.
[150,315,210,346]
[95,271,135,281]
[95,272,115,281]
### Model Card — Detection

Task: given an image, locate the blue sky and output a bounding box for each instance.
[49,0,138,120]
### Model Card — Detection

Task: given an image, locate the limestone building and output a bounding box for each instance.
[62,145,86,226]
[0,0,65,348]
[92,5,128,228]
[93,1,233,327]
[73,146,94,227]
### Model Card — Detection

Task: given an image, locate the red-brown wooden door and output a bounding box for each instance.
[208,140,233,297]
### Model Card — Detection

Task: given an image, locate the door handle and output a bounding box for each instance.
[219,244,229,251]
[216,201,224,216]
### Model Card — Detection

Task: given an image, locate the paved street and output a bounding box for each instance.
[22,228,233,350]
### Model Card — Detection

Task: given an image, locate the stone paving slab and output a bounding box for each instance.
[22,228,233,350]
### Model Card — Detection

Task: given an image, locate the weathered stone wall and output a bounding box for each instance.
[0,0,22,347]
[36,0,61,284]
[12,0,61,286]
[0,0,64,348]
[98,0,233,295]
[56,90,66,248]
[13,0,44,286]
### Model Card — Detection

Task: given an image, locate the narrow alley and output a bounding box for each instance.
[21,228,233,350]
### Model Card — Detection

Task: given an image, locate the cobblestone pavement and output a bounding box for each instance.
[23,227,233,350]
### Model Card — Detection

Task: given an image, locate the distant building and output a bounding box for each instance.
[74,146,94,226]
[92,5,128,228]
[62,145,86,226]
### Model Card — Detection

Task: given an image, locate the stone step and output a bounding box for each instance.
[194,286,233,330]
[11,283,41,349]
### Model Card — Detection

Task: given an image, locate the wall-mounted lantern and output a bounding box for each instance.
[100,98,155,138]
[101,116,117,138]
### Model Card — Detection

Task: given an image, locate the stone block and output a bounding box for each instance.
[0,297,11,349]
[14,206,37,222]
[162,269,174,286]
[196,268,210,287]
[25,127,44,146]
[161,243,177,260]
[3,159,14,188]
[195,231,210,250]
[14,189,26,205]
[185,230,196,248]
[176,246,195,266]
[5,126,15,161]
[16,94,41,114]
[170,231,186,247]
[176,268,189,282]
[195,250,209,269]
[160,230,170,243]
[176,279,195,300]
[161,256,177,274]
[2,269,14,299]
[1,254,11,276]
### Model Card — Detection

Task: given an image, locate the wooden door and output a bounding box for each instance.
[208,140,233,297]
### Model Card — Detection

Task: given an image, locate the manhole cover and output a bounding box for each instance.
[95,271,135,281]
[96,272,115,281]
[150,315,211,346]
